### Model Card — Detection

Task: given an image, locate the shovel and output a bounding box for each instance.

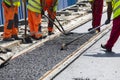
[22,1,32,43]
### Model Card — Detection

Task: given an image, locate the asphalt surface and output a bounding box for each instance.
[0,12,108,80]
[0,31,95,80]
[0,11,109,80]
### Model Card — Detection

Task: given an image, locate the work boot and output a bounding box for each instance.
[33,34,42,40]
[101,44,112,52]
[48,31,54,35]
[42,35,47,39]
[31,35,36,39]
[33,33,47,40]
[12,35,22,40]
[3,38,14,41]
[35,35,47,40]
[36,36,42,40]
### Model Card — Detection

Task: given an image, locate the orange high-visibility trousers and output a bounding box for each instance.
[43,0,57,32]
[28,10,42,38]
[2,2,19,39]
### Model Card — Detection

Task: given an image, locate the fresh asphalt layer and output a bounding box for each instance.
[0,32,95,80]
[0,12,109,80]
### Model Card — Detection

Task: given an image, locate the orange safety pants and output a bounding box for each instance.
[28,10,42,38]
[43,0,57,32]
[2,2,19,39]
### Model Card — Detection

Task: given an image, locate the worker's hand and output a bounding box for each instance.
[105,19,110,24]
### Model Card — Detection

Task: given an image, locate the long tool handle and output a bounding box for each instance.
[54,15,66,33]
[64,22,108,47]
[43,14,65,34]
[24,1,27,36]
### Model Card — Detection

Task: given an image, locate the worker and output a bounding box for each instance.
[105,0,112,24]
[41,0,58,35]
[101,0,120,52]
[2,0,21,41]
[88,0,112,33]
[27,0,46,40]
[88,0,103,33]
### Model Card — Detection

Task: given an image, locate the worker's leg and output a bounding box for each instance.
[28,10,35,37]
[47,10,56,35]
[12,7,21,40]
[2,2,14,41]
[92,0,103,32]
[28,10,42,39]
[105,16,120,50]
[33,13,42,39]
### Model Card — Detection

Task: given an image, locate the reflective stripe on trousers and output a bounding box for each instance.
[2,2,18,39]
[28,10,42,38]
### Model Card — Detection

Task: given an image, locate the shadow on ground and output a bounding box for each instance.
[84,51,120,57]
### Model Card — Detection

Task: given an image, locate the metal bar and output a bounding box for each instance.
[60,22,109,50]
[24,1,27,36]
[43,14,66,34]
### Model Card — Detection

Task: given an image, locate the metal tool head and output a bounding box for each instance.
[22,34,33,44]
[60,43,68,50]
[64,32,74,36]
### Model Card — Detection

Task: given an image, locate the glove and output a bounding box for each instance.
[105,19,110,24]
